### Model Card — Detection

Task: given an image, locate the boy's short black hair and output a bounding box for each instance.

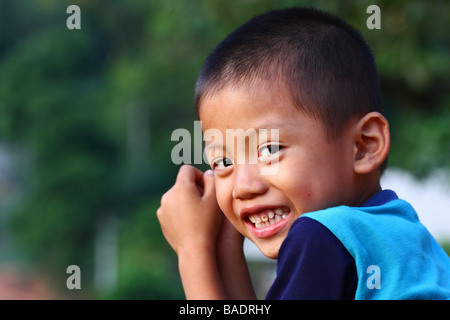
[195,7,384,140]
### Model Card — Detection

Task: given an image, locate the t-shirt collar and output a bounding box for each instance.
[360,189,398,207]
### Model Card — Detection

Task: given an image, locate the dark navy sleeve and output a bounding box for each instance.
[266,217,357,300]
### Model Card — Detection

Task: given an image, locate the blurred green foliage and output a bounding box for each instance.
[0,0,448,299]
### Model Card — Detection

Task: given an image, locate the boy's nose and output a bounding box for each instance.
[232,164,268,199]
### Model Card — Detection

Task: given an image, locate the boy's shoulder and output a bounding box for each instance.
[301,189,420,235]
[297,190,450,299]
[281,189,406,265]
[300,190,422,252]
[268,216,358,299]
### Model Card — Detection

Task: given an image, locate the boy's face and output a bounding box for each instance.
[200,83,357,259]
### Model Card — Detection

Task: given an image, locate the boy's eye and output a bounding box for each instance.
[212,158,233,170]
[258,144,281,158]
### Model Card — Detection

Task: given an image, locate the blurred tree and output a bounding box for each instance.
[0,0,448,299]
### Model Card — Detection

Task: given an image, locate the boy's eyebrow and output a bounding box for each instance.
[250,119,301,131]
[203,121,298,153]
[203,143,220,156]
[204,139,224,155]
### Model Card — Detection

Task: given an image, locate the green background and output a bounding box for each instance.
[0,0,448,299]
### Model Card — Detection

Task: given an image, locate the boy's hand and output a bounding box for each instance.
[157,165,256,299]
[157,165,222,255]
[216,209,257,299]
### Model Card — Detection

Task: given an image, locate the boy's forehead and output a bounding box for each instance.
[199,82,299,130]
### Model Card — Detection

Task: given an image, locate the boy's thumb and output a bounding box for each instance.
[202,170,216,198]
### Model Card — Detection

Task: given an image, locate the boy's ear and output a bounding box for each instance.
[353,112,390,175]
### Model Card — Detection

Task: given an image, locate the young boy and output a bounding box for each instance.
[157,7,450,299]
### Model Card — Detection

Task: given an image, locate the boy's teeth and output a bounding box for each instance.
[247,208,289,229]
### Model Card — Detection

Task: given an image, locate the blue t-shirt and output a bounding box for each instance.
[266,190,450,300]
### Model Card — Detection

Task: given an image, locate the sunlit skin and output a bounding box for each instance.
[200,82,382,259]
[157,79,388,298]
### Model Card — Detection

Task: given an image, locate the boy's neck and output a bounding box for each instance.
[352,174,382,207]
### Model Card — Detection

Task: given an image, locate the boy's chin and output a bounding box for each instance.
[254,239,283,260]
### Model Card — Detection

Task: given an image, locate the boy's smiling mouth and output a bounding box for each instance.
[240,205,292,238]
[247,207,290,228]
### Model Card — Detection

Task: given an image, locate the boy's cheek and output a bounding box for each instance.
[223,211,245,233]
[214,191,240,227]
[214,182,236,217]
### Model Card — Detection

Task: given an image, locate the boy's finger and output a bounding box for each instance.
[176,165,204,186]
[176,165,206,196]
[202,170,216,199]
